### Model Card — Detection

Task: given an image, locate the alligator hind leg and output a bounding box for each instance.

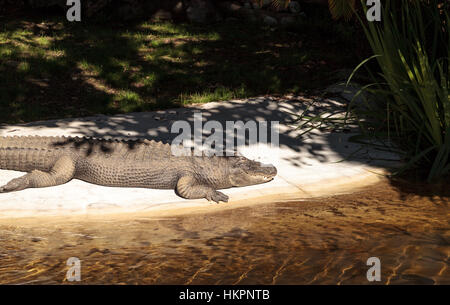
[176,175,229,203]
[0,155,76,193]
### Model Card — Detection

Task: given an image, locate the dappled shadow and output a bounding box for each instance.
[0,13,360,123]
[0,93,399,170]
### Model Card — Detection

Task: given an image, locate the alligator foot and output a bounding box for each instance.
[0,155,75,193]
[205,190,229,203]
[0,175,30,193]
[176,175,229,203]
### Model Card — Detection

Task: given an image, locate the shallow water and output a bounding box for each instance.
[0,179,448,284]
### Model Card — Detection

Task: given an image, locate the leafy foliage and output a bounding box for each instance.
[353,0,449,180]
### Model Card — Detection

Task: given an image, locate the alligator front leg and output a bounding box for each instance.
[0,155,76,193]
[176,175,229,203]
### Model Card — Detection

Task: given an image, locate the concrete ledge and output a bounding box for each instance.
[0,96,400,219]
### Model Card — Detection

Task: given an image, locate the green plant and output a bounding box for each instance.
[351,0,450,180]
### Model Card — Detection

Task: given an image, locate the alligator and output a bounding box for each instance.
[0,136,277,202]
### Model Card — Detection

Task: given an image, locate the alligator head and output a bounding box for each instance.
[228,156,277,187]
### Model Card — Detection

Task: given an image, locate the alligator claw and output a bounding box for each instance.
[207,191,229,203]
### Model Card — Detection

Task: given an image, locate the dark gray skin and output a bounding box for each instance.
[0,136,277,202]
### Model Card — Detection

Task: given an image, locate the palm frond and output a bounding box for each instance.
[328,0,356,21]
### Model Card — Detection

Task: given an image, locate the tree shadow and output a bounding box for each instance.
[388,177,450,203]
[0,13,360,123]
[1,92,397,173]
